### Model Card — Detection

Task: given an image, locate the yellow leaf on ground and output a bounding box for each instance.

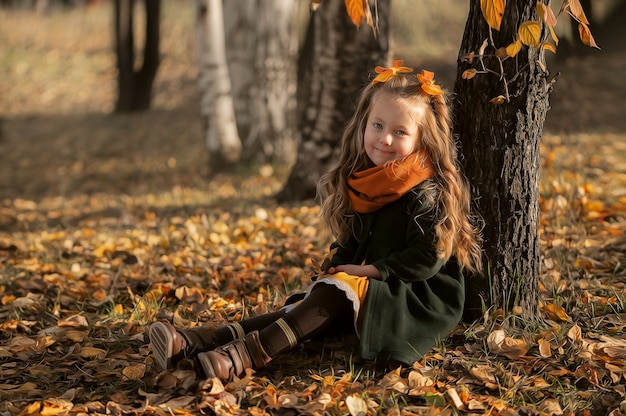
[541,303,571,322]
[58,314,88,328]
[122,363,146,379]
[79,346,107,359]
[470,365,496,383]
[346,394,368,416]
[487,329,531,359]
[567,324,582,343]
[538,337,552,357]
[39,399,73,416]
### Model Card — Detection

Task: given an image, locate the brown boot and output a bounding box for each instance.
[197,331,271,381]
[150,321,220,371]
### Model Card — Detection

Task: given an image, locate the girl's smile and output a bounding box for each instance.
[363,94,422,165]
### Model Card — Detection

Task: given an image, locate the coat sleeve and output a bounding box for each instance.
[328,238,357,268]
[371,188,443,283]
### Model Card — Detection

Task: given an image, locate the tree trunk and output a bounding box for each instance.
[114,0,134,112]
[114,0,160,113]
[195,0,242,169]
[276,0,390,201]
[132,0,160,111]
[454,0,550,321]
[223,0,298,165]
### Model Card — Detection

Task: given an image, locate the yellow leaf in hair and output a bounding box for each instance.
[421,83,444,96]
[416,69,435,84]
[373,60,413,84]
[416,70,444,95]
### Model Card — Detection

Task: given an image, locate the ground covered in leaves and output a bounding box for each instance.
[1,3,626,416]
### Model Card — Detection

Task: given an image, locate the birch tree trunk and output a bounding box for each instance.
[277,0,390,201]
[454,0,550,321]
[223,0,298,165]
[194,0,242,169]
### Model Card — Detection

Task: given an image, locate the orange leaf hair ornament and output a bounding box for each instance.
[372,60,413,84]
[416,70,444,96]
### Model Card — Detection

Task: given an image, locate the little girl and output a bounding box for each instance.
[149,61,483,381]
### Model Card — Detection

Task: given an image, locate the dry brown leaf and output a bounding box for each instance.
[346,394,368,416]
[567,324,583,343]
[538,337,552,358]
[487,329,531,359]
[470,365,496,384]
[58,313,88,328]
[538,398,563,415]
[79,346,107,359]
[122,363,146,380]
[541,303,571,322]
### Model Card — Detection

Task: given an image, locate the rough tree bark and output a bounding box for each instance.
[114,0,160,112]
[453,0,551,321]
[276,0,390,201]
[194,0,242,169]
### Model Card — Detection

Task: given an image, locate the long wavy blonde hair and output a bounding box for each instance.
[317,73,483,273]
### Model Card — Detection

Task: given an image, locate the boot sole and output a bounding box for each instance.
[149,322,174,371]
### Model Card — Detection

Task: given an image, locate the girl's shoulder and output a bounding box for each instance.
[407,179,440,212]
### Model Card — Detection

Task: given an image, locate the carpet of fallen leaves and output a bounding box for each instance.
[1,3,626,416]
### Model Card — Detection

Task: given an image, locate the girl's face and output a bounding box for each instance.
[363,94,422,166]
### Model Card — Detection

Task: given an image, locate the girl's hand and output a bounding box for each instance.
[327,264,382,280]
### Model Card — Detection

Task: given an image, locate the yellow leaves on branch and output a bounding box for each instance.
[577,22,599,49]
[518,21,541,47]
[481,0,505,31]
[344,0,374,35]
[500,20,543,59]
[479,0,598,60]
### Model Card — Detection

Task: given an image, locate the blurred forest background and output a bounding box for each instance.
[0,0,623,202]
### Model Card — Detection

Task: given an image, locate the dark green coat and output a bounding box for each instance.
[329,182,464,364]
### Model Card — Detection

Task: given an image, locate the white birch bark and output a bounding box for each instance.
[223,0,298,164]
[194,0,241,165]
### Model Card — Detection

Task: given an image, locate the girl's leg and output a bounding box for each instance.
[150,310,286,371]
[198,283,353,380]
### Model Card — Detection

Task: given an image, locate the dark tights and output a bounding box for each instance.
[183,283,354,357]
[259,283,354,356]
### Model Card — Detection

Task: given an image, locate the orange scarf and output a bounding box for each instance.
[347,152,434,213]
